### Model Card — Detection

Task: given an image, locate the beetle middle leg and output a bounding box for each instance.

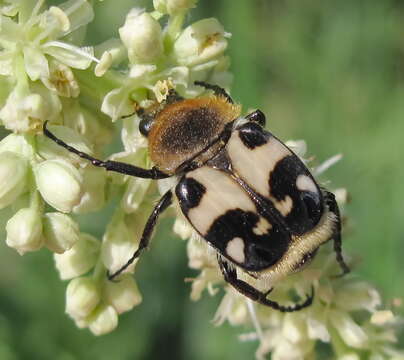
[217,256,314,312]
[108,190,173,280]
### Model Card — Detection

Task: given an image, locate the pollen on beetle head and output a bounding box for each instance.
[153,79,175,103]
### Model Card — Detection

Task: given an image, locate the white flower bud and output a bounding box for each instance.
[173,18,229,67]
[73,166,106,214]
[43,212,80,253]
[6,207,43,255]
[0,134,34,159]
[54,233,100,280]
[121,177,151,213]
[88,304,118,336]
[101,217,139,275]
[119,9,163,63]
[103,275,142,314]
[0,152,29,209]
[35,159,83,213]
[154,0,197,15]
[66,277,100,320]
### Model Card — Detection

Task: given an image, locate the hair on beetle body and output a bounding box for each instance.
[43,81,349,312]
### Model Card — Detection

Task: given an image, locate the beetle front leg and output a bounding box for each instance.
[43,121,170,179]
[108,190,173,280]
[217,256,314,312]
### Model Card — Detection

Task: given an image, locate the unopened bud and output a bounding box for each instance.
[54,233,100,280]
[103,275,142,314]
[0,151,29,209]
[6,207,43,255]
[119,9,163,64]
[173,18,229,67]
[35,159,83,212]
[65,277,100,320]
[43,212,80,253]
[101,217,139,275]
[88,304,118,336]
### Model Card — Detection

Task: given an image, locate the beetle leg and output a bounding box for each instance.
[194,81,234,104]
[108,190,173,280]
[217,256,314,312]
[43,121,170,179]
[324,191,350,277]
[245,110,266,127]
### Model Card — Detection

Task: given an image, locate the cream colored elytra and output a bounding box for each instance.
[186,166,256,235]
[227,131,295,216]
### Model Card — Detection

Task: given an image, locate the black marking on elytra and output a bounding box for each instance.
[205,208,290,271]
[229,168,292,234]
[238,122,269,149]
[269,155,323,234]
[160,106,220,153]
[176,176,206,214]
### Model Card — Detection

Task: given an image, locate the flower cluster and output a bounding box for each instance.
[0,0,403,358]
[0,0,231,335]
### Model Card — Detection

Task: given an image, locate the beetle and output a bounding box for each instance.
[43,81,349,312]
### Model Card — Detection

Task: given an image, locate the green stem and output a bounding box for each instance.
[92,206,125,283]
[92,256,106,284]
[14,55,30,95]
[73,67,126,112]
[163,12,185,52]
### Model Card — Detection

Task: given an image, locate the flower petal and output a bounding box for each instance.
[42,42,94,69]
[23,45,50,81]
[330,310,368,349]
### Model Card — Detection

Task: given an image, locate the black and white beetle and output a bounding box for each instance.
[43,81,349,312]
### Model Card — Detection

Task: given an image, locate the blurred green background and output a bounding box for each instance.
[1,0,403,359]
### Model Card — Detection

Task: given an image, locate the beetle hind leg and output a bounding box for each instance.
[324,191,350,277]
[217,257,314,312]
